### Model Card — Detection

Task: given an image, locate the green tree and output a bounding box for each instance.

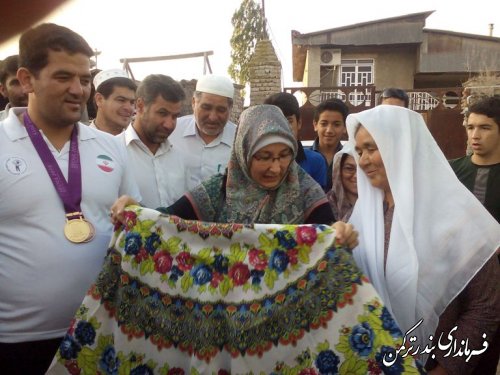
[228,0,268,85]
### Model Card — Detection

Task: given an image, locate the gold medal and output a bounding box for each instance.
[64,214,95,243]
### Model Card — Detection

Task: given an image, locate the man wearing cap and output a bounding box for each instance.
[169,74,236,189]
[117,74,189,208]
[90,68,136,135]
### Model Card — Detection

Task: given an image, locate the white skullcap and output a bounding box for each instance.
[196,74,234,99]
[252,135,295,157]
[93,69,130,90]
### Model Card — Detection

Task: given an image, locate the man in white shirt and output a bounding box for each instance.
[0,54,28,120]
[117,74,189,208]
[89,68,136,135]
[169,74,236,189]
[0,23,141,374]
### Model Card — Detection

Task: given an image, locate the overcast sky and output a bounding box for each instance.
[0,0,498,87]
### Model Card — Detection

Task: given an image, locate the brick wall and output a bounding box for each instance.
[249,40,282,106]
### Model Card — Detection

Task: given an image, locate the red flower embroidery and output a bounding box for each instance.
[228,262,251,286]
[167,368,185,375]
[153,251,173,274]
[65,360,81,375]
[249,248,268,271]
[176,251,194,271]
[296,226,317,246]
[287,248,299,265]
[134,248,149,263]
[210,272,224,288]
[123,210,138,230]
[299,369,318,375]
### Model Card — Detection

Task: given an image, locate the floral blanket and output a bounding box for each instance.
[47,206,423,375]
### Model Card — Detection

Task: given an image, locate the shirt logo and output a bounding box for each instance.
[96,154,115,172]
[5,157,27,175]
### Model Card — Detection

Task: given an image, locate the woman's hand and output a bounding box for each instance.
[110,195,140,225]
[331,221,358,249]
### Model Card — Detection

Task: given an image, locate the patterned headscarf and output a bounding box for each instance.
[188,105,327,224]
[327,143,357,221]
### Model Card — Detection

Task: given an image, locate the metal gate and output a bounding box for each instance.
[284,86,466,159]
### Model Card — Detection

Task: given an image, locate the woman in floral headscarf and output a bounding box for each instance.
[112,105,357,245]
[164,104,334,224]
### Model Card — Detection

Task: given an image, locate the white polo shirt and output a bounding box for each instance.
[117,125,189,208]
[0,108,141,343]
[169,114,236,189]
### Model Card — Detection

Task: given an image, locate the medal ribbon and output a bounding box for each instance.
[23,111,83,218]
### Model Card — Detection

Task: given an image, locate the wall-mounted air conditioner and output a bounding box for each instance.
[320,49,341,66]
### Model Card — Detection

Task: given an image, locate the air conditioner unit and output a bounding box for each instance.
[320,49,341,66]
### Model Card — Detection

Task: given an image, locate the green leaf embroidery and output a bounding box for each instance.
[77,346,98,375]
[316,340,330,352]
[198,247,213,263]
[138,219,156,232]
[258,233,279,255]
[164,236,182,253]
[140,258,155,275]
[335,334,352,355]
[167,278,176,289]
[297,245,310,264]
[181,273,193,292]
[145,359,158,370]
[229,242,246,262]
[264,269,278,289]
[88,317,102,331]
[159,363,170,375]
[339,354,368,375]
[219,278,231,297]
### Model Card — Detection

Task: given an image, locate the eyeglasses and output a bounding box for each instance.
[253,151,294,166]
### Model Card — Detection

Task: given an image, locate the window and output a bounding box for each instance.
[339,59,374,106]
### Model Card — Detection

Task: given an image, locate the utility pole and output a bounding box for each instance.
[93,48,101,69]
[261,0,266,38]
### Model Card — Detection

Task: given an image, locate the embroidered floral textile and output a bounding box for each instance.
[48,206,423,374]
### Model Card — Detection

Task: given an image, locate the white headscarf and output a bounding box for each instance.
[347,105,499,351]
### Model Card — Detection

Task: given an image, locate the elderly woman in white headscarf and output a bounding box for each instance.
[347,105,499,374]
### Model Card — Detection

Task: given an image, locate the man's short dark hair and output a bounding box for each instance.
[313,98,349,123]
[381,87,409,108]
[19,23,93,77]
[96,77,137,99]
[264,92,301,120]
[468,95,500,129]
[0,55,20,85]
[137,74,186,106]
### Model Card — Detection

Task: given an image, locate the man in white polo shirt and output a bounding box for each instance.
[169,74,236,189]
[0,23,141,374]
[89,68,136,135]
[117,74,189,208]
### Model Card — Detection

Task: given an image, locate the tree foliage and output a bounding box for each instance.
[228,0,268,85]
